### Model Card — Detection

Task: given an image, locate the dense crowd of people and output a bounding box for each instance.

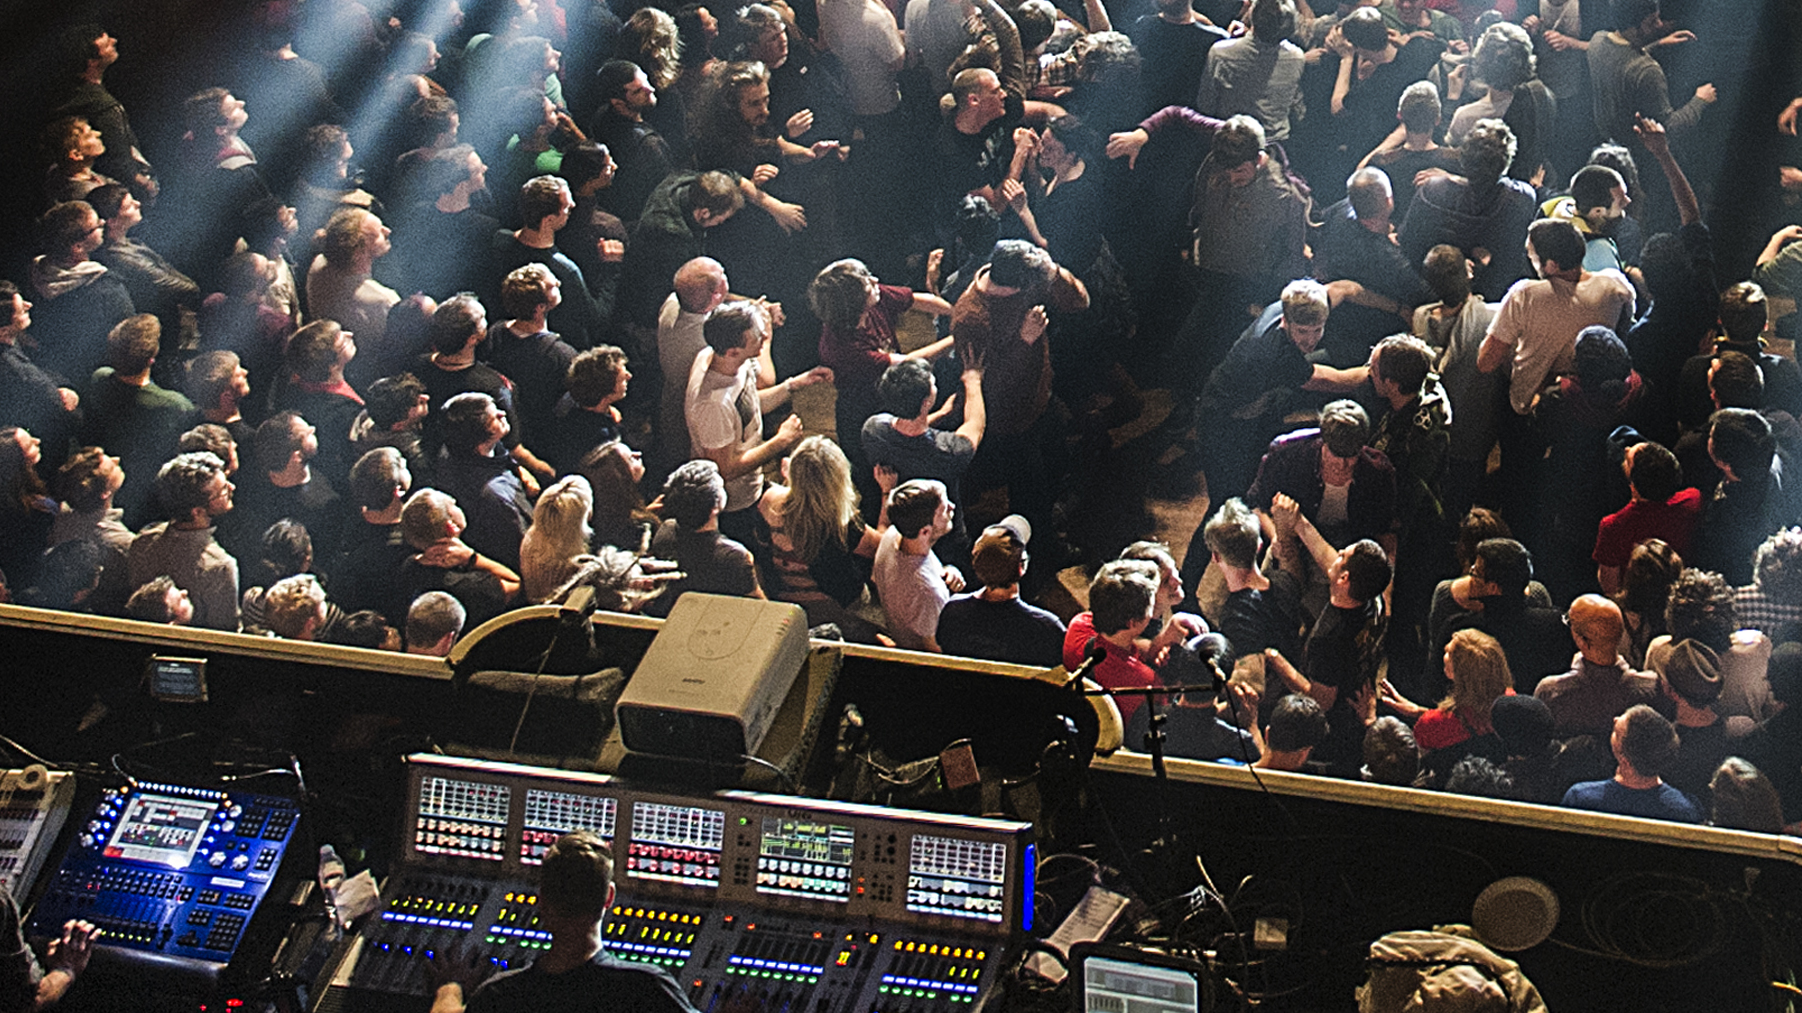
[3,0,1802,832]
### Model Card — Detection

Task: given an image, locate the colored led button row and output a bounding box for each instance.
[728,955,826,976]
[611,907,702,923]
[724,958,825,980]
[610,940,691,964]
[381,912,473,931]
[878,988,977,1003]
[893,941,986,959]
[137,783,227,800]
[881,976,980,996]
[488,925,552,942]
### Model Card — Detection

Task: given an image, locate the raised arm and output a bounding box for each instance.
[973,0,1027,99]
[1082,0,1111,32]
[1633,114,1698,226]
[1271,492,1339,576]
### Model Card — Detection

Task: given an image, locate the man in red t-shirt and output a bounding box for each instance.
[1593,439,1701,594]
[1063,559,1201,726]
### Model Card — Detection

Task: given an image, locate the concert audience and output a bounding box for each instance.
[2,0,1797,833]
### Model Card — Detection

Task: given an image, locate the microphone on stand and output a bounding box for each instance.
[1062,637,1109,692]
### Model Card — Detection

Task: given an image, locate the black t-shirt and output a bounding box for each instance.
[467,950,698,1013]
[1305,598,1381,774]
[328,521,416,617]
[392,557,510,632]
[482,323,578,441]
[416,355,521,459]
[1125,15,1226,118]
[542,394,624,477]
[644,522,759,618]
[1340,37,1445,153]
[935,593,1068,668]
[1211,571,1305,662]
[933,97,1022,232]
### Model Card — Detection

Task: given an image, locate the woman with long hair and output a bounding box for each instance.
[520,474,595,602]
[810,257,953,513]
[0,428,58,591]
[578,440,654,551]
[1616,538,1681,668]
[754,436,890,641]
[1382,628,1514,781]
[616,8,691,165]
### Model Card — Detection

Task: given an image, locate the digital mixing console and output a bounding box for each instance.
[1,766,73,902]
[26,779,303,987]
[315,755,1033,1012]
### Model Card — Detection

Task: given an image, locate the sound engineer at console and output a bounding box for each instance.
[429,831,699,1013]
[1,891,95,1013]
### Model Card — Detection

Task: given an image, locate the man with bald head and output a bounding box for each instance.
[1534,594,1661,738]
[1313,166,1431,357]
[656,257,730,473]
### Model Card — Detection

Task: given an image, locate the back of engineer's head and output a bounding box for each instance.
[401,488,458,549]
[1460,118,1516,188]
[1341,6,1387,51]
[886,479,946,540]
[661,459,726,531]
[876,358,935,417]
[986,239,1050,290]
[1709,407,1774,482]
[539,830,614,921]
[1422,244,1472,305]
[1569,164,1625,216]
[1754,528,1802,598]
[1708,350,1763,410]
[1626,440,1680,502]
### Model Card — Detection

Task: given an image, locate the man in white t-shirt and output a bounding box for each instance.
[658,257,728,472]
[1476,217,1635,528]
[684,299,830,543]
[872,478,963,651]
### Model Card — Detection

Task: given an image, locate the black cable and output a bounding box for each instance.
[506,631,565,756]
[0,733,51,767]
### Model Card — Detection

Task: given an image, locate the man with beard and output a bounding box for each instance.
[587,61,674,226]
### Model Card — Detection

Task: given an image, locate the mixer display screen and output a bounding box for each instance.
[626,803,724,887]
[104,793,218,867]
[756,818,854,902]
[521,790,617,865]
[906,835,1008,923]
[414,777,510,862]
